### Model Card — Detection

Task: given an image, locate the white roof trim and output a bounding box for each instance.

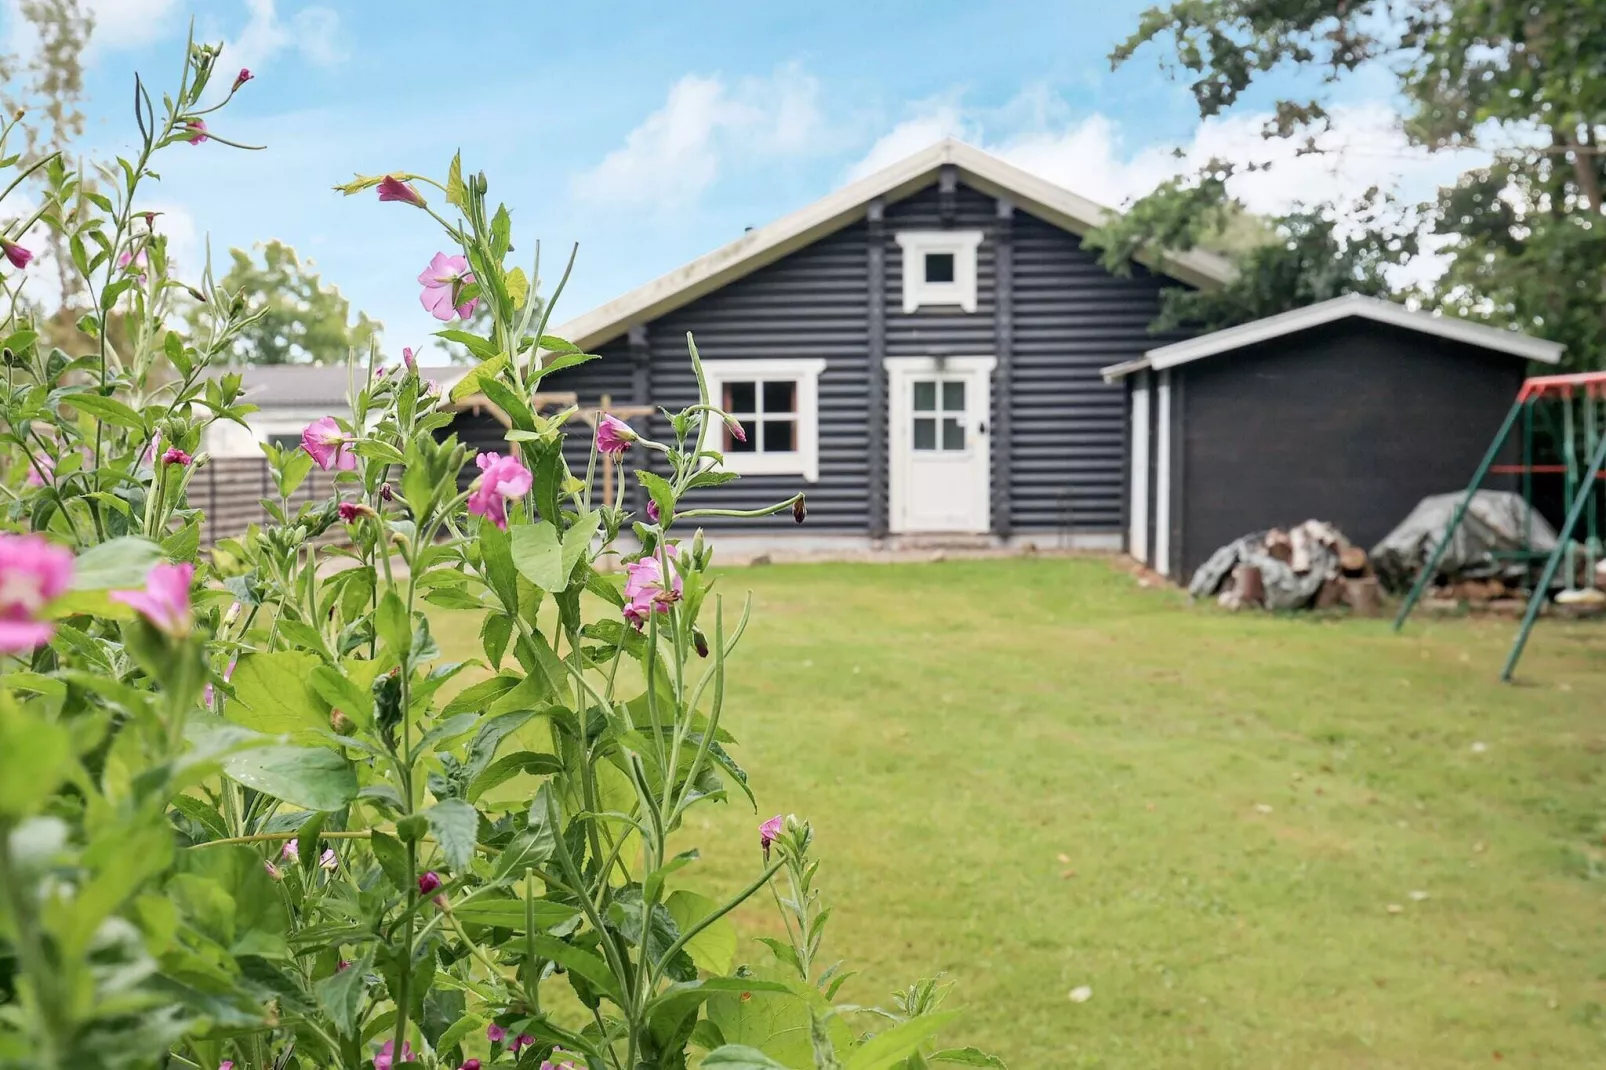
[551,138,1235,352]
[1100,293,1565,381]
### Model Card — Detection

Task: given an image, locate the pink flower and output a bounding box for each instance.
[264,860,282,880]
[374,1039,413,1070]
[118,248,148,284]
[184,119,207,144]
[162,446,192,466]
[622,550,682,631]
[1,238,33,269]
[338,500,372,523]
[301,416,357,472]
[377,175,426,208]
[417,252,477,322]
[338,959,352,971]
[204,656,236,710]
[460,1061,481,1070]
[24,452,52,486]
[645,498,660,524]
[759,815,784,856]
[510,1035,535,1056]
[320,847,338,870]
[486,1024,507,1043]
[233,68,252,91]
[539,1050,577,1070]
[0,533,73,654]
[402,346,417,372]
[219,1062,233,1070]
[109,562,194,638]
[282,839,299,860]
[595,414,636,455]
[467,452,532,531]
[417,871,442,895]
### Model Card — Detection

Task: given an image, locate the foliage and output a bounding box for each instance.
[0,35,1001,1070]
[190,239,384,366]
[1092,0,1606,365]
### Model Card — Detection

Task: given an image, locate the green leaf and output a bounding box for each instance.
[930,1048,1008,1068]
[68,535,163,590]
[221,745,358,811]
[562,511,601,582]
[452,897,579,931]
[226,651,328,736]
[467,750,562,802]
[536,334,580,353]
[276,448,316,498]
[443,673,521,718]
[480,613,512,666]
[424,798,479,870]
[844,1013,958,1070]
[530,350,599,383]
[316,948,373,1036]
[490,819,556,881]
[510,521,565,592]
[445,151,467,208]
[527,934,623,1005]
[309,665,374,728]
[506,266,529,310]
[417,712,480,754]
[68,392,145,429]
[666,889,736,975]
[449,351,509,399]
[370,830,410,891]
[375,590,411,657]
[701,1046,792,1069]
[637,471,677,521]
[0,695,72,818]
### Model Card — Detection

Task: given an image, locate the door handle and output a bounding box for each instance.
[977,421,987,434]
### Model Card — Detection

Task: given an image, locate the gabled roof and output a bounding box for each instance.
[552,137,1235,352]
[1100,293,1565,381]
[223,363,462,406]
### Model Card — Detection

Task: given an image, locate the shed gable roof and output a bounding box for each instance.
[551,138,1235,352]
[1100,293,1565,381]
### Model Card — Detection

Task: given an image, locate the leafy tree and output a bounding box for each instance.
[1090,0,1606,368]
[193,239,383,365]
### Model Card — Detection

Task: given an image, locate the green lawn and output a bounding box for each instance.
[442,556,1606,1068]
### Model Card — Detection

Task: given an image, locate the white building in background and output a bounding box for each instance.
[201,364,465,458]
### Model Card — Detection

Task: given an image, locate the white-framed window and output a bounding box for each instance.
[698,358,827,482]
[894,230,983,314]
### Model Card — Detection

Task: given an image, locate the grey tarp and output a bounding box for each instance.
[1369,490,1559,591]
[1188,522,1344,610]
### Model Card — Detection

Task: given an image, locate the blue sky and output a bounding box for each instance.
[3,0,1461,362]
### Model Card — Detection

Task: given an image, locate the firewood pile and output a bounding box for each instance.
[1190,520,1381,614]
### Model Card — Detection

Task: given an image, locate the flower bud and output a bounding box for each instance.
[693,628,709,659]
[380,482,394,501]
[185,285,207,302]
[222,601,243,627]
[417,871,442,895]
[330,708,356,736]
[691,527,707,568]
[792,494,807,525]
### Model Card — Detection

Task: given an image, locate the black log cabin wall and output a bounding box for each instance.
[1177,318,1526,577]
[529,175,1189,536]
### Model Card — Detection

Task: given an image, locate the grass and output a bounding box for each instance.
[437,555,1606,1068]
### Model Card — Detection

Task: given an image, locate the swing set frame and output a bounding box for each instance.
[1392,370,1606,681]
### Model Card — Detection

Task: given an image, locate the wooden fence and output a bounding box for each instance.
[197,457,343,546]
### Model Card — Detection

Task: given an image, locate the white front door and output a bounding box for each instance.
[887,356,996,533]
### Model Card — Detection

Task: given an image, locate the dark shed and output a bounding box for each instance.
[1103,294,1565,580]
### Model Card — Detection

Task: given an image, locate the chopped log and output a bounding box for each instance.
[1230,563,1265,609]
[1344,576,1383,618]
[1454,579,1498,605]
[1338,545,1370,577]
[1264,529,1293,565]
[1315,576,1346,610]
[1487,598,1526,618]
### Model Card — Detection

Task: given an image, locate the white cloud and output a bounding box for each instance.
[220,0,345,73]
[3,0,179,60]
[574,64,825,210]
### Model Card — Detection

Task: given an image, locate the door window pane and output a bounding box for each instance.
[924,252,955,283]
[913,417,937,451]
[761,419,796,452]
[762,380,796,413]
[942,417,966,451]
[941,380,966,412]
[913,380,937,411]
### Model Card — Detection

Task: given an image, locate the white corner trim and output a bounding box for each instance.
[1154,370,1172,577]
[697,358,827,483]
[894,230,984,313]
[1128,372,1151,565]
[548,138,1235,352]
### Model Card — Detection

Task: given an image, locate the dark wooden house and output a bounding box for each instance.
[535,138,1232,550]
[1102,294,1564,579]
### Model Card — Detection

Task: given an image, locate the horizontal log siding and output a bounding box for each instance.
[1010,210,1182,534]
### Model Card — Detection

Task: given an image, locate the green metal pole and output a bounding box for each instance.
[1393,396,1526,631]
[1500,424,1606,682]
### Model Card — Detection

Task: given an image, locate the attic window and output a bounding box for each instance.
[895,230,983,314]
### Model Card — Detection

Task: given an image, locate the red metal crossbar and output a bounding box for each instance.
[1489,464,1606,477]
[1518,371,1606,401]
